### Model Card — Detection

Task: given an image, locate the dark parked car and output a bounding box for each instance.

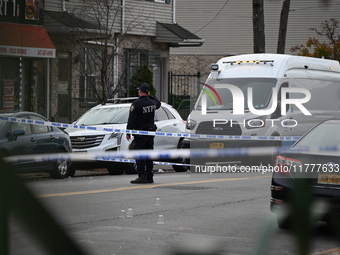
[270,119,340,228]
[0,111,72,179]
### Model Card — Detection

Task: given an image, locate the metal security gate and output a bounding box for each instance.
[168,71,201,120]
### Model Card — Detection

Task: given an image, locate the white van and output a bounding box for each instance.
[183,53,340,165]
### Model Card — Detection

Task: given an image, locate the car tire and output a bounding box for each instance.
[277,216,291,229]
[49,150,69,179]
[172,158,190,172]
[172,139,189,172]
[124,163,137,174]
[68,165,76,177]
[107,167,124,175]
[0,150,9,159]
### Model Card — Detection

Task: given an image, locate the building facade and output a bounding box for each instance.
[170,0,340,82]
[0,0,56,115]
[0,0,202,122]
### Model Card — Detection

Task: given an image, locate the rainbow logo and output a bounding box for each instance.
[199,82,223,105]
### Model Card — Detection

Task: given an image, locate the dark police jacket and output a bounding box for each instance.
[127,95,161,132]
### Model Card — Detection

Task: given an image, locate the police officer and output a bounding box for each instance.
[126,83,161,184]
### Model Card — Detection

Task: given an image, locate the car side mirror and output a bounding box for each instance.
[12,129,25,140]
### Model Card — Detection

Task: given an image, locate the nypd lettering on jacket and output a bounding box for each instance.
[127,95,161,131]
[143,105,157,113]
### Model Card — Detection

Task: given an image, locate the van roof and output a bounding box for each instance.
[212,54,340,79]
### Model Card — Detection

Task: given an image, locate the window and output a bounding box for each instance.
[79,75,96,99]
[80,47,99,100]
[123,49,149,97]
[10,116,32,135]
[155,107,169,121]
[163,107,176,119]
[75,107,130,125]
[123,49,162,97]
[58,54,70,82]
[196,78,277,111]
[30,115,51,133]
[296,121,340,147]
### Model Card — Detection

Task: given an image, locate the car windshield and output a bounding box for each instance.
[195,78,277,111]
[295,120,340,147]
[75,106,130,125]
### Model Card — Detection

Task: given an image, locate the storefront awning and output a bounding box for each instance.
[0,23,56,58]
[155,22,204,47]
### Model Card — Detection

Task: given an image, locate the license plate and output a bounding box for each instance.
[210,142,224,149]
[318,173,340,185]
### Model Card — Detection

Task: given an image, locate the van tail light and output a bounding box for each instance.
[274,156,302,176]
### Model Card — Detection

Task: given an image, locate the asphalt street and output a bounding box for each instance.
[8,168,340,255]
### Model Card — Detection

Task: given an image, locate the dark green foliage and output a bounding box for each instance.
[129,65,156,97]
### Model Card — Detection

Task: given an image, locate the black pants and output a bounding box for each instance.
[132,135,154,179]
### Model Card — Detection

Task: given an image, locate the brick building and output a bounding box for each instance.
[0,0,203,123]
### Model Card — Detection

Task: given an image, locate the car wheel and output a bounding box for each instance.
[172,158,190,172]
[49,150,69,179]
[124,163,137,174]
[107,167,124,175]
[0,150,9,159]
[68,165,76,177]
[172,139,189,172]
[277,216,291,229]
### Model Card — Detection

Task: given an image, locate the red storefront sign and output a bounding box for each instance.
[0,23,56,58]
[4,80,14,112]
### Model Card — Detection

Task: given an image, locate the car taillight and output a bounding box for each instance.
[275,156,302,176]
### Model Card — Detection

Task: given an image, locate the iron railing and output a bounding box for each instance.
[168,71,201,120]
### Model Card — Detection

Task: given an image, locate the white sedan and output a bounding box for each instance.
[65,101,188,175]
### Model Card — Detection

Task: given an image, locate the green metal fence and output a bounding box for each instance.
[168,71,201,120]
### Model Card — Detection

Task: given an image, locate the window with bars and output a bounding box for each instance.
[58,57,69,82]
[123,49,149,97]
[79,47,98,101]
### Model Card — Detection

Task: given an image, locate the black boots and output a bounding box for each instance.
[130,174,154,184]
[130,175,148,184]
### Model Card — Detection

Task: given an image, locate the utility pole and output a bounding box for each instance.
[277,0,290,54]
[253,0,265,53]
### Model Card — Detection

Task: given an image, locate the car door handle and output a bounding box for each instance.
[30,138,36,142]
[49,135,55,140]
[157,128,162,131]
[173,123,177,126]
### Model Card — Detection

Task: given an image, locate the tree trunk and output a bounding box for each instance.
[277,0,290,54]
[253,0,265,53]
